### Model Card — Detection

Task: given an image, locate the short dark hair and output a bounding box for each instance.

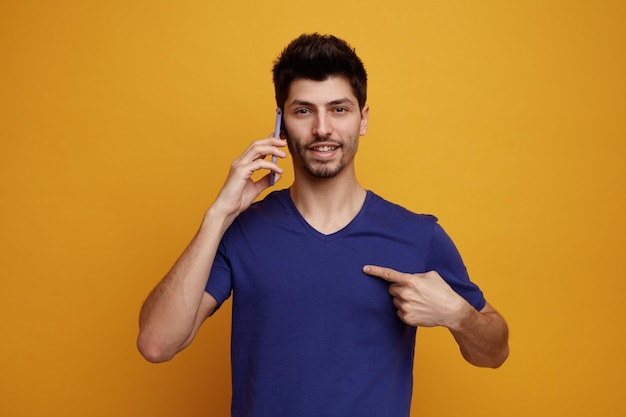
[272,33,368,110]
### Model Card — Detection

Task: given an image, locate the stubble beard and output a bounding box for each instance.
[287,135,358,179]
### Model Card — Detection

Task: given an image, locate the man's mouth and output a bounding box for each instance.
[311,145,338,152]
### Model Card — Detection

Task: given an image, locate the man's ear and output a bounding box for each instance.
[360,104,369,136]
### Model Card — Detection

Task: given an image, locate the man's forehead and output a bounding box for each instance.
[285,76,357,106]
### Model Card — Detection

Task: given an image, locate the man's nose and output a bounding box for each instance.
[312,113,333,137]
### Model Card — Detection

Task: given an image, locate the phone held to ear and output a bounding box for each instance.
[270,108,282,186]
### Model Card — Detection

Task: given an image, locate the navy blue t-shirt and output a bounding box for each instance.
[206,189,485,417]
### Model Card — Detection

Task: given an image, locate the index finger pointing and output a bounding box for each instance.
[362,265,409,284]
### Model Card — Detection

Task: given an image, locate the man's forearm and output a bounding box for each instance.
[449,302,509,368]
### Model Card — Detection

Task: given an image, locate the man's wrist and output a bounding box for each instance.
[447,299,477,332]
[202,205,234,236]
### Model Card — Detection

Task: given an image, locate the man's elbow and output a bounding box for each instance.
[485,345,510,368]
[465,344,510,369]
[136,333,176,363]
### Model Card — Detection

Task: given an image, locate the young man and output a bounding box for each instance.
[138,33,509,416]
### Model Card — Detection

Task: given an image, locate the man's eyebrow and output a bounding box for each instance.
[288,97,356,107]
[328,98,355,106]
[288,99,314,107]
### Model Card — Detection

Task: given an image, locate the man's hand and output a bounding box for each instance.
[362,265,471,330]
[212,137,287,221]
[362,264,509,368]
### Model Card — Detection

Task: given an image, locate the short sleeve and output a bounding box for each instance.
[205,240,233,310]
[425,223,486,311]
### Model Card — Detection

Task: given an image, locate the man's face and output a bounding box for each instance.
[282,76,369,179]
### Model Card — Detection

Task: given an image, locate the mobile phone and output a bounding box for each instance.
[270,108,282,186]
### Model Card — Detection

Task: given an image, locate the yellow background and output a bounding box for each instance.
[2,1,625,416]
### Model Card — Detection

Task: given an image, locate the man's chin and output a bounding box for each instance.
[304,163,343,179]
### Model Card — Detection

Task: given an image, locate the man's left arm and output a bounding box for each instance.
[448,301,509,368]
[362,266,509,368]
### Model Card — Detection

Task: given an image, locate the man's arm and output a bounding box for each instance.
[449,301,509,368]
[137,137,286,363]
[136,210,227,363]
[362,266,509,368]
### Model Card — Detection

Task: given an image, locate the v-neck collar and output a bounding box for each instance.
[283,189,372,241]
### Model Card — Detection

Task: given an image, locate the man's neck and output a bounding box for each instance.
[289,172,366,235]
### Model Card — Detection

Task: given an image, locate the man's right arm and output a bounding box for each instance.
[136,137,287,363]
[136,208,227,363]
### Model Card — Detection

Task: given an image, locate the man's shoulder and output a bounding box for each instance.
[230,188,292,229]
[245,188,291,212]
[366,190,438,224]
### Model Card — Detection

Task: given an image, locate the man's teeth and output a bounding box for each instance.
[313,146,337,152]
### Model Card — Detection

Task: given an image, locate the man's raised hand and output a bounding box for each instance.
[212,137,286,221]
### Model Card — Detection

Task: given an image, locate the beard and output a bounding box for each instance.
[285,133,359,179]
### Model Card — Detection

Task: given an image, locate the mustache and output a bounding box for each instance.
[305,137,342,146]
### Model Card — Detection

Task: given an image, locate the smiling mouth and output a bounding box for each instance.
[311,145,338,152]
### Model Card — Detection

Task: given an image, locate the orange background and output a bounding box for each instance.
[1,1,625,416]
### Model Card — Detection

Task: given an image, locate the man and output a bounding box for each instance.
[137,33,509,416]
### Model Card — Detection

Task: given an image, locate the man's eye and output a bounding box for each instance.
[296,109,310,114]
[334,107,347,113]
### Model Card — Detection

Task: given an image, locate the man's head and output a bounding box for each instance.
[272,33,367,111]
